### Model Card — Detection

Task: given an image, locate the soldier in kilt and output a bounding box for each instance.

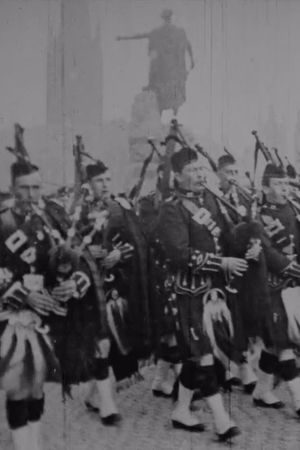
[217,154,258,392]
[252,163,300,415]
[139,164,180,398]
[79,161,151,424]
[0,160,91,450]
[156,148,250,440]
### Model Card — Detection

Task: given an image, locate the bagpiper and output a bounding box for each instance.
[0,126,91,450]
[216,153,258,392]
[156,147,249,440]
[252,162,300,414]
[139,163,179,398]
[78,160,152,423]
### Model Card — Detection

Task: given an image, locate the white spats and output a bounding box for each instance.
[205,393,235,435]
[151,359,174,396]
[286,377,300,413]
[171,383,201,427]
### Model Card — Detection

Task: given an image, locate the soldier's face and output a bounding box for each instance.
[218,164,239,193]
[89,170,112,200]
[175,160,205,193]
[264,177,290,203]
[12,171,42,211]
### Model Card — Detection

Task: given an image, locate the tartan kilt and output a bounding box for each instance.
[167,291,213,360]
[262,289,291,351]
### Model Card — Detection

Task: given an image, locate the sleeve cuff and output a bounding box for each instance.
[282,262,300,279]
[1,281,29,309]
[190,251,223,272]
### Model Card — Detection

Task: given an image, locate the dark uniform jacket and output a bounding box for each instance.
[258,199,300,349]
[156,189,232,359]
[79,195,152,374]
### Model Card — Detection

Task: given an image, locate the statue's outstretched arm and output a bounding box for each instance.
[116,33,149,41]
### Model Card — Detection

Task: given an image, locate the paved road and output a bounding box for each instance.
[0,366,300,450]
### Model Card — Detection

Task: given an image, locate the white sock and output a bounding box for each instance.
[286,377,300,412]
[85,380,99,407]
[205,393,235,434]
[253,370,280,404]
[171,382,201,426]
[96,377,118,418]
[28,421,42,450]
[11,425,30,450]
[152,359,173,394]
[240,362,257,386]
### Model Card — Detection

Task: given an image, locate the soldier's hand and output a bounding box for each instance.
[26,290,57,316]
[286,254,297,262]
[51,280,77,303]
[245,240,262,261]
[88,245,107,260]
[103,249,122,269]
[114,242,134,260]
[97,338,111,358]
[51,302,68,317]
[221,257,248,277]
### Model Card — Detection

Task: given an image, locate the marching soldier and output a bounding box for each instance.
[79,160,151,423]
[252,163,300,415]
[0,154,91,450]
[156,147,249,440]
[217,154,250,218]
[217,154,258,392]
[139,164,179,398]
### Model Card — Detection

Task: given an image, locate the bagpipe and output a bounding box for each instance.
[129,138,163,206]
[129,118,181,206]
[1,126,91,312]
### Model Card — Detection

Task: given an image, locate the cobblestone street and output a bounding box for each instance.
[0,366,300,450]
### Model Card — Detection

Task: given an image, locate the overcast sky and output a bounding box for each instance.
[1,0,300,167]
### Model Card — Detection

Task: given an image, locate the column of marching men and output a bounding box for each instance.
[1,124,300,449]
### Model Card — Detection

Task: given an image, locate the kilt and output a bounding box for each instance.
[262,289,291,351]
[168,290,213,360]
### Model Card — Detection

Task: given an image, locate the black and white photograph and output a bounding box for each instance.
[1,0,300,448]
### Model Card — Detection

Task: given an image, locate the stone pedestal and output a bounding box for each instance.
[47,0,103,187]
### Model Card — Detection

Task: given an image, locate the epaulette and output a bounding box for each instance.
[114,196,132,210]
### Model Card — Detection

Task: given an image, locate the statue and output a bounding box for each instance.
[117,9,195,116]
